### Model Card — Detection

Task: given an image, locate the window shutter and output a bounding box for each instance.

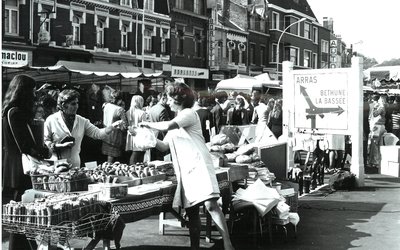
[151,36,157,53]
[165,38,171,54]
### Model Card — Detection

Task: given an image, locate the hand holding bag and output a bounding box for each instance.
[7,108,49,174]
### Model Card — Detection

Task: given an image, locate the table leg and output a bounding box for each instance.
[103,239,110,250]
[205,211,212,243]
[84,237,101,250]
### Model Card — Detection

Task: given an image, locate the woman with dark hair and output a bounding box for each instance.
[102,90,128,163]
[227,95,250,125]
[2,74,50,250]
[268,99,283,138]
[140,82,234,250]
[195,96,214,142]
[44,89,117,168]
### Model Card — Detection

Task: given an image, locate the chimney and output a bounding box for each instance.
[328,17,334,32]
[323,17,329,28]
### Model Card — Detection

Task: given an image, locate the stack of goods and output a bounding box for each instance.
[86,161,166,186]
[209,134,261,165]
[30,162,89,192]
[2,193,105,227]
[148,160,175,176]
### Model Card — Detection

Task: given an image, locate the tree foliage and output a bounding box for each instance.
[379,58,400,66]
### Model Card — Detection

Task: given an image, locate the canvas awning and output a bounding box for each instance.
[2,60,164,86]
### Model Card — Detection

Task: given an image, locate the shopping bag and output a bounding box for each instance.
[21,153,50,174]
[130,127,157,151]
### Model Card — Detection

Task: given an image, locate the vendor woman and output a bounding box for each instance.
[44,89,117,168]
[140,82,234,250]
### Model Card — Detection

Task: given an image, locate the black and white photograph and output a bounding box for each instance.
[2,0,400,249]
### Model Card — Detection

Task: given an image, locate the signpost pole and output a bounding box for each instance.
[350,56,365,186]
[282,61,295,175]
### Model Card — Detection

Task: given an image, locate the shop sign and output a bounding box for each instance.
[171,66,209,79]
[293,71,349,131]
[208,17,216,68]
[2,50,29,67]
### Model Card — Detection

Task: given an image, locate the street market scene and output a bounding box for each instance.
[2,0,400,250]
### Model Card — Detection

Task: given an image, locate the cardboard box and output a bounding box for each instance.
[380,146,400,177]
[381,161,400,177]
[88,183,128,200]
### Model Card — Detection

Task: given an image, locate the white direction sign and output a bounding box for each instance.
[293,71,349,131]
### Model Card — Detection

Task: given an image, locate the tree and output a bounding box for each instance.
[353,52,379,70]
[379,58,400,66]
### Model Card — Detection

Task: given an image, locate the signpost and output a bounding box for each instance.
[293,71,349,133]
[283,57,364,186]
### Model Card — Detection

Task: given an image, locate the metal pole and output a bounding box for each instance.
[276,18,306,79]
[141,0,145,71]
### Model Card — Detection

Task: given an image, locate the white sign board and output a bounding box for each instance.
[293,71,350,132]
[2,50,29,67]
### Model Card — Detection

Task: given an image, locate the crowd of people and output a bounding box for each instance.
[365,92,400,168]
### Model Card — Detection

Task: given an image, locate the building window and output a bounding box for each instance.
[260,20,266,32]
[321,40,329,53]
[177,29,184,55]
[250,16,255,30]
[304,50,311,68]
[304,22,311,39]
[313,53,318,68]
[228,48,234,64]
[194,32,202,58]
[272,12,279,30]
[260,46,266,66]
[161,29,168,54]
[175,0,183,9]
[144,29,152,53]
[144,0,154,11]
[313,27,318,44]
[121,24,129,50]
[120,0,131,7]
[72,15,81,45]
[271,43,278,62]
[5,0,19,35]
[284,16,301,36]
[250,43,256,65]
[285,47,299,66]
[96,20,105,47]
[194,0,202,14]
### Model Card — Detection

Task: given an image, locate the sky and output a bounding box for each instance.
[306,0,400,64]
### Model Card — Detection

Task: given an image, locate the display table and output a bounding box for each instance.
[19,170,235,247]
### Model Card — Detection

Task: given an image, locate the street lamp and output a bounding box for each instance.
[276,17,307,79]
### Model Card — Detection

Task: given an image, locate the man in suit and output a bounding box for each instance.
[147,92,173,160]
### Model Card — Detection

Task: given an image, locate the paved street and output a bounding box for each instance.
[3,172,399,250]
